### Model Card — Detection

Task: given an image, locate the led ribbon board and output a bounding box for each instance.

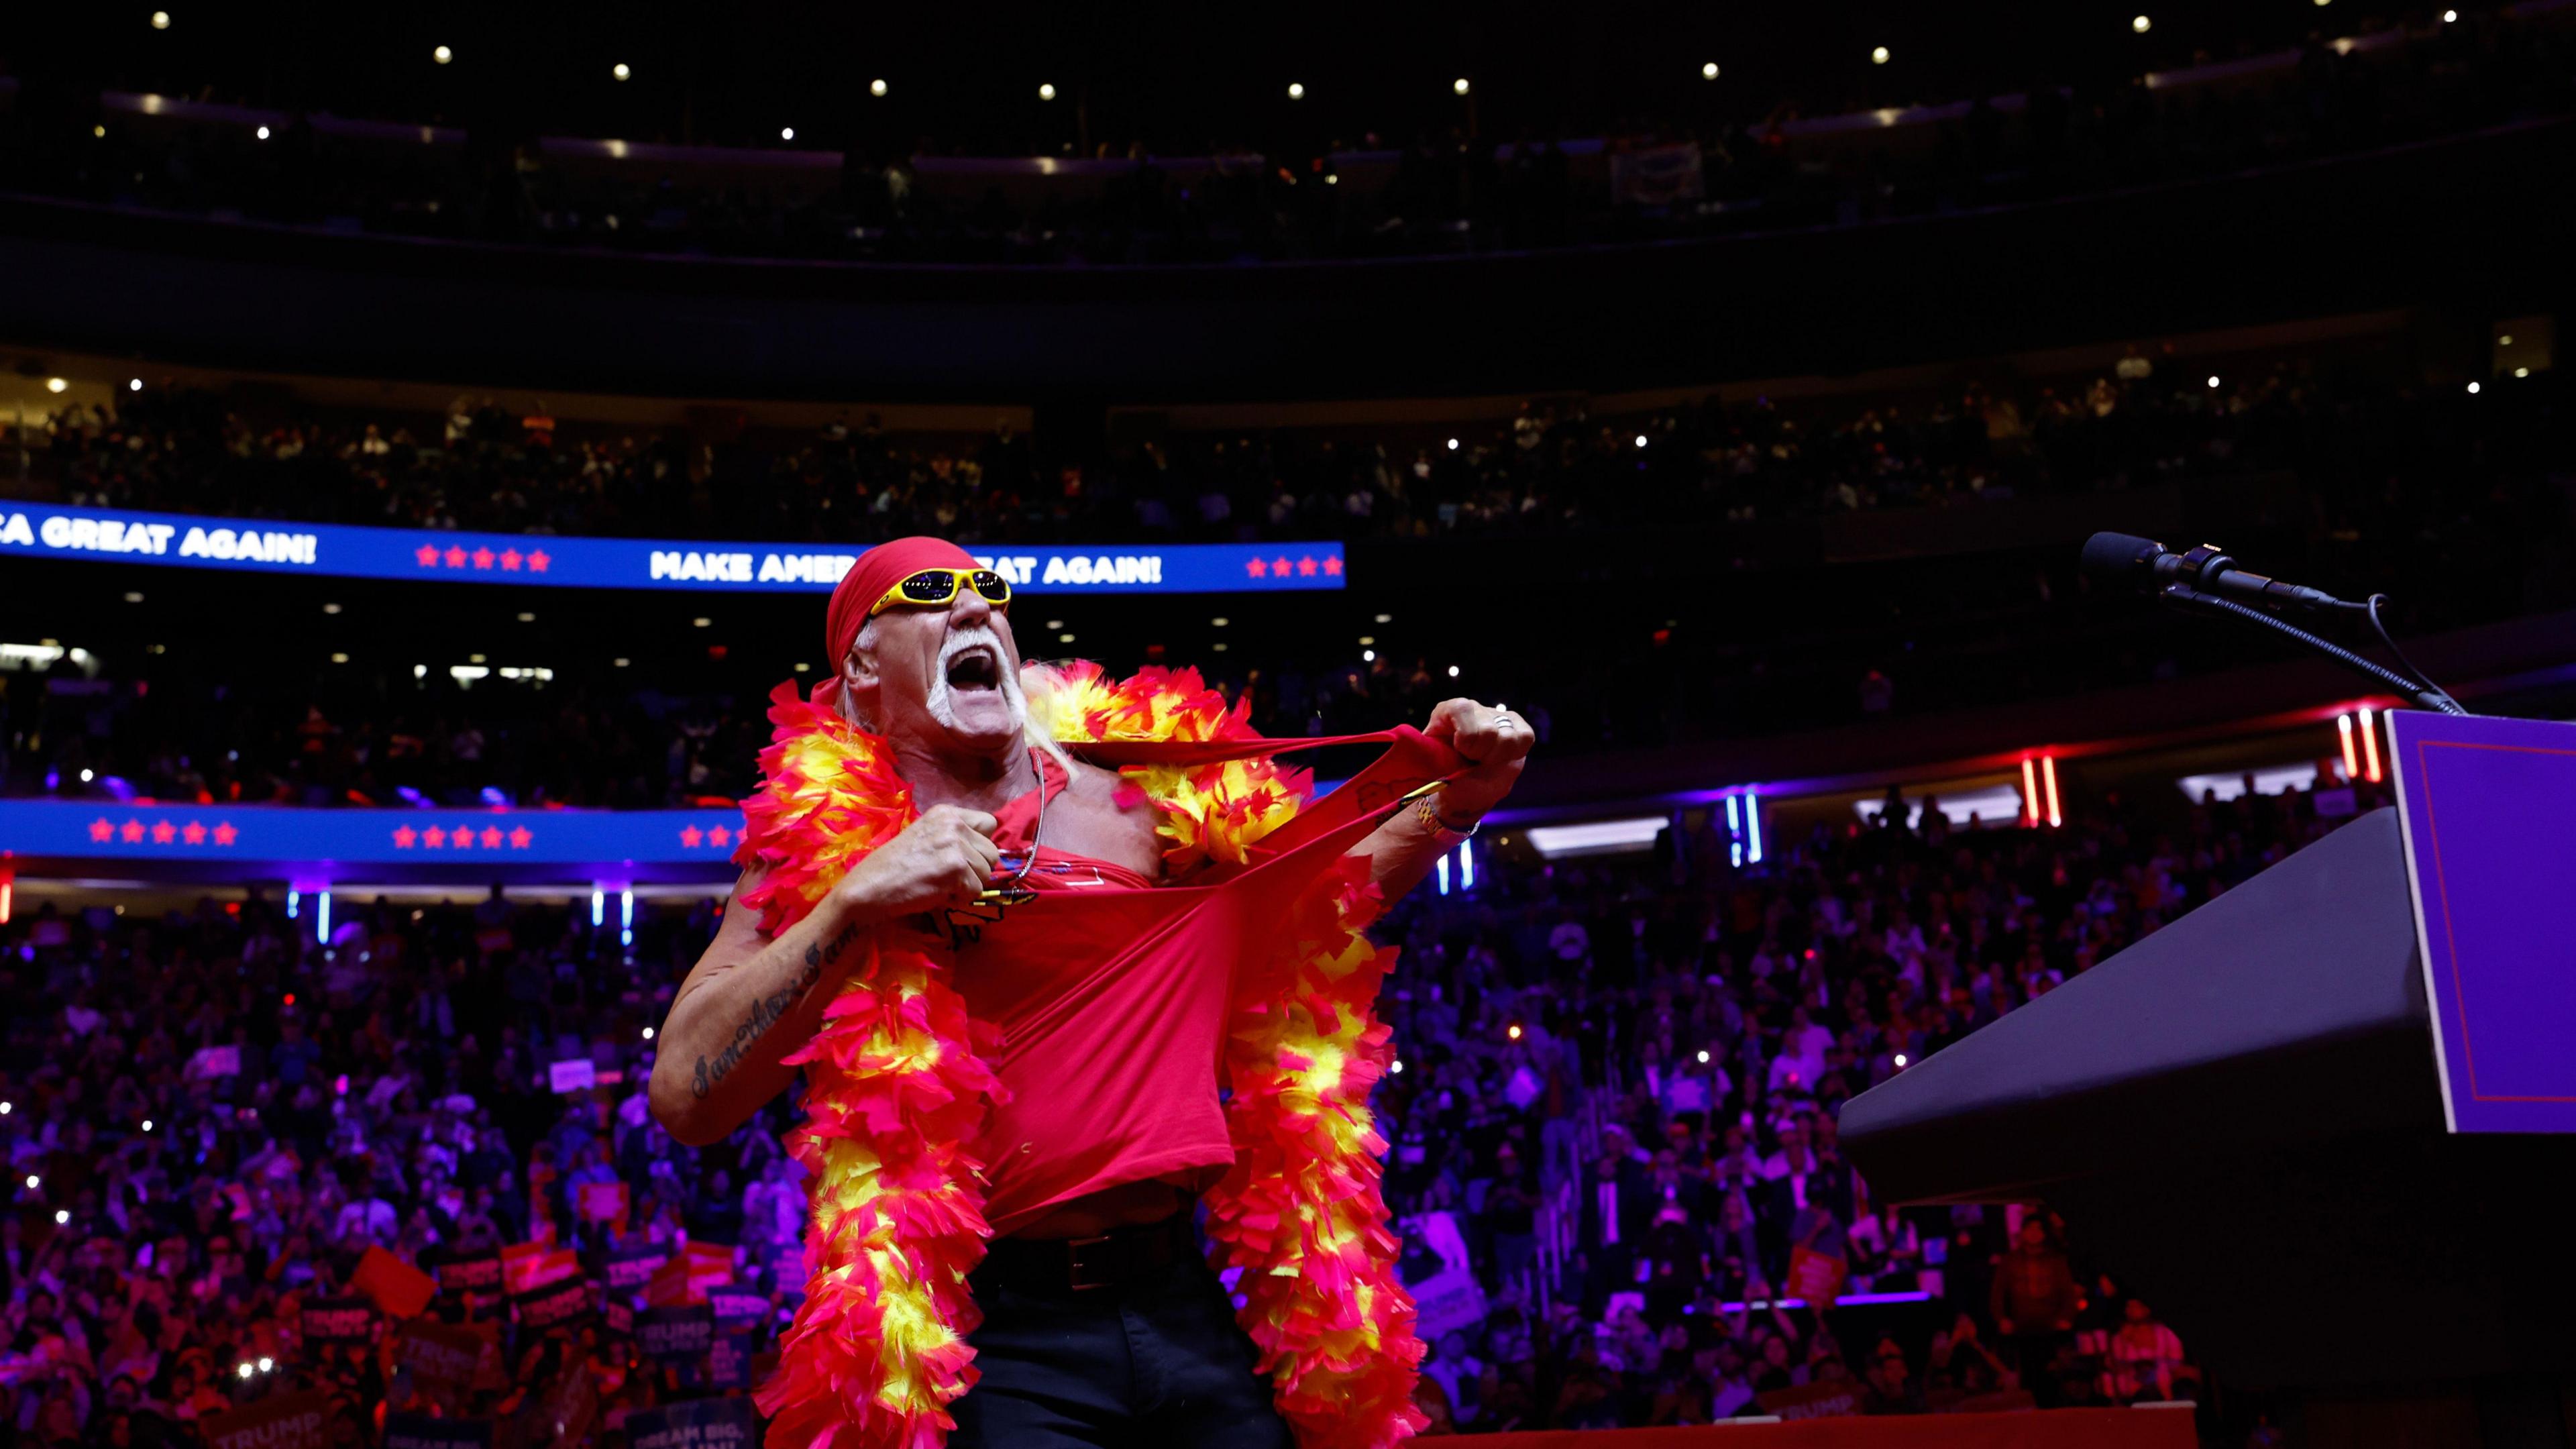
[0,800,746,874]
[0,504,1348,594]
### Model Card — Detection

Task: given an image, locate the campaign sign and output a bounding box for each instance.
[384,1415,493,1449]
[638,1304,716,1365]
[1408,1268,1488,1340]
[2388,712,2576,1132]
[707,1289,769,1332]
[608,1242,674,1292]
[707,1331,754,1391]
[604,1301,635,1337]
[0,502,1346,596]
[201,1390,334,1449]
[393,1320,486,1406]
[513,1276,599,1332]
[625,1396,760,1449]
[435,1253,504,1296]
[300,1295,377,1344]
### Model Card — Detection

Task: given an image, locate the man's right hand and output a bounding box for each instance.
[830,804,1002,920]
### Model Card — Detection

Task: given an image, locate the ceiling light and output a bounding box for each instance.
[1525,818,1667,858]
[1045,619,1064,630]
[150,9,169,28]
[323,602,341,614]
[329,652,349,663]
[1211,616,1229,627]
[1374,613,1391,623]
[2207,374,2221,388]
[517,611,535,623]
[256,125,270,140]
[1872,46,1891,64]
[612,62,631,80]
[1634,433,1649,447]
[870,78,888,97]
[128,378,143,392]
[613,657,631,667]
[2133,15,2151,32]
[1037,83,1057,101]
[1362,649,1375,661]
[45,378,66,394]
[1058,633,1075,643]
[433,44,452,64]
[780,126,795,141]
[1453,78,1471,95]
[2443,7,2457,17]
[1702,62,1721,80]
[1358,635,1376,646]
[2467,381,2481,394]
[692,616,710,628]
[123,591,144,603]
[1445,437,1459,450]
[1287,82,1305,99]
[1448,665,1460,677]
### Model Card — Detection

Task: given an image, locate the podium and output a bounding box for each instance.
[1840,801,2576,1439]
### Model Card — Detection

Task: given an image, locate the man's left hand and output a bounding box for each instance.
[1426,698,1534,823]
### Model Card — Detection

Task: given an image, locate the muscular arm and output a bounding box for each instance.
[646,873,867,1148]
[1347,696,1532,907]
[649,804,1002,1148]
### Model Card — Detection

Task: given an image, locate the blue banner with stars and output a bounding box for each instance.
[0,502,1346,594]
[0,799,745,876]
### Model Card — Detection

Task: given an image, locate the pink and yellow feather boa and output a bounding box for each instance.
[734,663,1426,1449]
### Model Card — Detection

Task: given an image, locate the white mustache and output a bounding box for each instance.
[926,625,1026,733]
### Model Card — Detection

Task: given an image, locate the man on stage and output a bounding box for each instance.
[649,537,1532,1448]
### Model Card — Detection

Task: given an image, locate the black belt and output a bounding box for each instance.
[975,1210,1201,1294]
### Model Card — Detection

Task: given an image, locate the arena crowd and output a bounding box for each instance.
[0,757,2369,1441]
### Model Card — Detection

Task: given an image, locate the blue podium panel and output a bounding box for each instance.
[2389,711,2576,1133]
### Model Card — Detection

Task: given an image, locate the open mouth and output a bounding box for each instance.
[943,646,1002,692]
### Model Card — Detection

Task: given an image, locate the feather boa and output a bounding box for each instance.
[735,665,1424,1449]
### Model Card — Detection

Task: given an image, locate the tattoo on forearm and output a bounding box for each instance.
[690,918,864,1099]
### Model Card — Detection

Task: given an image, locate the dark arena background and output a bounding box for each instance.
[0,1,2571,1446]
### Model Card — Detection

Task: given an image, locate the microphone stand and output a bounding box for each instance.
[2159,585,2471,716]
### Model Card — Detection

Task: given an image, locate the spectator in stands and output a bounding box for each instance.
[2107,1297,2190,1403]
[1992,1216,2084,1403]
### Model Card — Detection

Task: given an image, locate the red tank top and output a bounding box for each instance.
[935,732,1456,1238]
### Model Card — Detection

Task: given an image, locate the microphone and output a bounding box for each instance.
[2079,532,2352,612]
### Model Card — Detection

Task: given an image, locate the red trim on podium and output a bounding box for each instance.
[1467,1408,2194,1449]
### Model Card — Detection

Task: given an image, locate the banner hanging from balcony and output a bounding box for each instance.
[0,799,747,875]
[0,503,1347,594]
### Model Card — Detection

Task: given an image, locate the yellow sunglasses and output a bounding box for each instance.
[867,567,1014,619]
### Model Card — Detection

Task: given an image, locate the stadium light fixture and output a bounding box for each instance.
[1448,664,1460,677]
[781,126,795,141]
[1525,817,1667,857]
[2467,381,2481,394]
[1872,46,1890,65]
[434,45,453,64]
[1362,649,1376,662]
[1287,82,1305,99]
[128,378,143,392]
[256,125,270,140]
[1635,433,1649,447]
[2207,374,2221,388]
[612,62,632,81]
[1454,78,1471,95]
[2443,8,2457,19]
[2133,15,2152,32]
[1038,83,1057,101]
[1445,437,1459,450]
[1703,62,1721,80]
[151,10,169,28]
[870,78,888,97]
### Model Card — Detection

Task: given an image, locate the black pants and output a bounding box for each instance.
[949,1240,1295,1448]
